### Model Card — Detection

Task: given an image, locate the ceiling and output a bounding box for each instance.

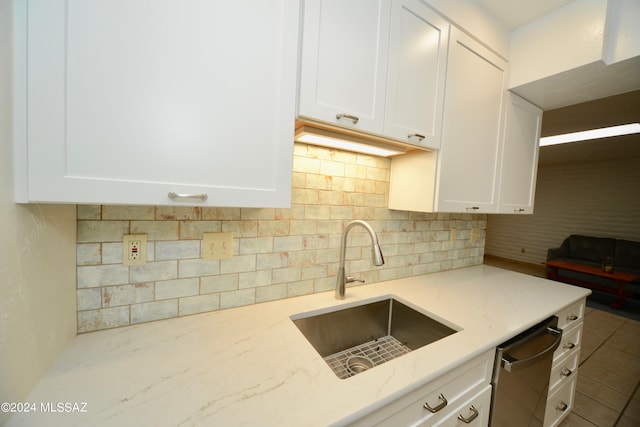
[474,1,640,165]
[476,0,575,30]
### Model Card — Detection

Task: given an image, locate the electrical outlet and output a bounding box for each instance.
[202,232,233,260]
[123,234,147,266]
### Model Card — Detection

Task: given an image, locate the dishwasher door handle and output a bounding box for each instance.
[502,327,562,373]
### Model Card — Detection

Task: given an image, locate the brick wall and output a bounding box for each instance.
[76,143,486,333]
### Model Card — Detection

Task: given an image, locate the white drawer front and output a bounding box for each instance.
[556,299,585,329]
[549,350,579,394]
[360,350,494,427]
[554,322,582,362]
[429,384,492,427]
[544,375,577,427]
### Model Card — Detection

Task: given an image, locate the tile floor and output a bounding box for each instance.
[484,256,640,427]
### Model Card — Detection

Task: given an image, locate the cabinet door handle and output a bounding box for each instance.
[407,133,425,142]
[336,113,359,124]
[423,393,448,413]
[168,192,208,202]
[556,401,568,412]
[466,206,480,211]
[458,405,479,424]
[563,342,576,350]
[560,367,573,377]
[513,208,526,212]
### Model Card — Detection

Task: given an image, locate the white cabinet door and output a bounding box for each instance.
[298,0,391,134]
[389,26,508,213]
[15,0,299,207]
[435,27,508,213]
[384,0,449,149]
[496,93,542,214]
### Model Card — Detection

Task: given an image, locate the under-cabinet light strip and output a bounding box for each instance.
[294,126,407,157]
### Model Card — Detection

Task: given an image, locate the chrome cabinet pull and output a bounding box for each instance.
[336,113,359,124]
[168,192,208,202]
[563,342,576,350]
[560,367,573,377]
[407,133,425,141]
[566,314,579,321]
[466,206,480,211]
[556,401,568,412]
[458,405,479,424]
[513,208,526,212]
[424,393,448,413]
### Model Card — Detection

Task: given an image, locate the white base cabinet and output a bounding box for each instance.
[349,349,494,426]
[544,299,585,427]
[14,0,299,207]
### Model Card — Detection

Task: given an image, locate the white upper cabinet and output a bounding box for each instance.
[435,27,508,213]
[496,93,542,214]
[384,0,450,149]
[14,0,299,207]
[389,26,509,213]
[298,0,391,134]
[298,0,449,150]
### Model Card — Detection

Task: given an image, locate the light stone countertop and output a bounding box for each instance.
[6,265,590,427]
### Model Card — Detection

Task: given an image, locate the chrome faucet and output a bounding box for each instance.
[335,220,385,300]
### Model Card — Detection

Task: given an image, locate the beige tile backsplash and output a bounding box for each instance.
[76,143,486,333]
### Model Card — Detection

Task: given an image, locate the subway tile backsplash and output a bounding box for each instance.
[76,143,486,333]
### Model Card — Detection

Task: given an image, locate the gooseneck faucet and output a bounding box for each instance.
[336,220,385,300]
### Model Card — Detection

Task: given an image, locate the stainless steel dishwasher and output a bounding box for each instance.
[490,316,562,427]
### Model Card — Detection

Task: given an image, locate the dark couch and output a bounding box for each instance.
[546,235,640,302]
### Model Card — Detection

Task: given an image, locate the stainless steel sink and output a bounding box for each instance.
[291,296,458,379]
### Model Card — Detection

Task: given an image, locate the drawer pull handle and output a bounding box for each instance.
[168,192,208,202]
[336,113,359,124]
[466,206,480,211]
[560,367,573,377]
[407,133,426,141]
[424,393,447,413]
[566,314,579,321]
[556,401,568,412]
[458,405,479,424]
[563,342,576,350]
[513,208,526,212]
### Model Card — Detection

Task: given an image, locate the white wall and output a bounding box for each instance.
[509,0,607,88]
[485,157,640,264]
[0,1,77,424]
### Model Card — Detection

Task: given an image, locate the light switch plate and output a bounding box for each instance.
[123,234,147,266]
[202,232,234,260]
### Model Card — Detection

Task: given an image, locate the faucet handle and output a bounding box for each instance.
[345,275,365,284]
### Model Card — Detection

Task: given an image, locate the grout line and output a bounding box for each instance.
[577,313,623,367]
[614,380,640,426]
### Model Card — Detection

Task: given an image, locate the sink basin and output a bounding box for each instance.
[291,296,458,379]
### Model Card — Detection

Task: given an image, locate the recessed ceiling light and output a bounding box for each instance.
[539,123,640,146]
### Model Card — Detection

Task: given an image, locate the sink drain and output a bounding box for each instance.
[346,355,375,375]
